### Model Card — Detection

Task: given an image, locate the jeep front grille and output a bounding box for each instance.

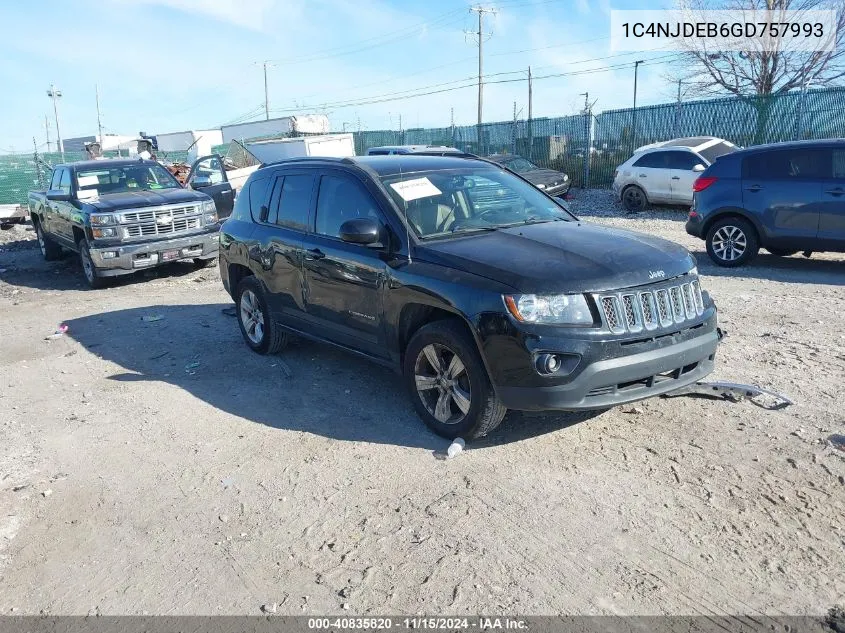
[596,277,704,334]
[119,204,203,239]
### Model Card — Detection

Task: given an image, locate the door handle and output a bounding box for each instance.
[824,187,845,196]
[671,176,680,180]
[745,185,762,192]
[305,248,325,260]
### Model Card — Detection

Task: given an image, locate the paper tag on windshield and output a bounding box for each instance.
[77,175,99,187]
[389,177,441,202]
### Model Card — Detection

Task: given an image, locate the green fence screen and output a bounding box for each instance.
[3,86,845,207]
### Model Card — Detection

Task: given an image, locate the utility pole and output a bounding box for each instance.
[632,60,644,152]
[580,92,591,188]
[95,84,104,146]
[674,78,682,137]
[527,66,533,160]
[46,84,64,161]
[468,5,496,154]
[44,114,51,153]
[254,61,273,120]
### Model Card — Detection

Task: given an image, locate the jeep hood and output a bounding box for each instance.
[414,220,696,293]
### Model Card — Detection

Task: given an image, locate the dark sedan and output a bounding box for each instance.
[488,154,570,196]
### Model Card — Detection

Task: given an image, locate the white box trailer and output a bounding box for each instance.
[221,114,330,144]
[244,134,356,164]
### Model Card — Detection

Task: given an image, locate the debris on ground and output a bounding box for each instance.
[44,324,68,340]
[41,489,52,497]
[221,306,237,317]
[261,603,277,614]
[185,361,200,374]
[141,315,164,322]
[219,514,229,523]
[664,381,794,410]
[447,438,465,459]
[622,406,644,414]
[271,359,293,379]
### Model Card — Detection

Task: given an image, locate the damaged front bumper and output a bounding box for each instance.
[89,230,219,277]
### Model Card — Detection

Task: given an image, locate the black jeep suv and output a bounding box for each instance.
[220,155,720,439]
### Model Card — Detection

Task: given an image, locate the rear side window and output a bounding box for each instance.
[272,174,315,230]
[315,175,381,238]
[248,176,274,222]
[743,148,830,180]
[664,151,701,170]
[632,152,666,168]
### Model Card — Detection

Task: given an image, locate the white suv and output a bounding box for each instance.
[612,137,738,212]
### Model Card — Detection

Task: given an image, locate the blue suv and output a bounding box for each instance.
[686,140,845,267]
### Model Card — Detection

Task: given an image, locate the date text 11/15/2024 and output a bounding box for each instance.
[307,617,528,630]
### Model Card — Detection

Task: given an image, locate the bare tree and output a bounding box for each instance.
[673,0,845,141]
[675,0,845,97]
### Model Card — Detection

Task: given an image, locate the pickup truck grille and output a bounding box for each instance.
[119,204,203,239]
[595,276,704,334]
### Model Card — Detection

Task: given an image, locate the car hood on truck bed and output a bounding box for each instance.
[415,220,695,293]
[86,189,208,212]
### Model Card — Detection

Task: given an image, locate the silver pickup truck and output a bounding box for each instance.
[28,158,230,288]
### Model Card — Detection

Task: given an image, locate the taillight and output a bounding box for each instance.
[693,176,717,192]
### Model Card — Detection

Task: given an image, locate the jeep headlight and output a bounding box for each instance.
[91,213,115,225]
[504,294,593,325]
[202,200,217,224]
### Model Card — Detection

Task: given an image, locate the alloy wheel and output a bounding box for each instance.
[711,225,747,262]
[80,246,95,283]
[240,289,265,345]
[623,187,644,211]
[414,343,472,425]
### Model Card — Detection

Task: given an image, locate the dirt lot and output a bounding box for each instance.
[1,192,843,617]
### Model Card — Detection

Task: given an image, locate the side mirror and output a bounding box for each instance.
[692,164,706,172]
[46,190,71,202]
[339,218,381,246]
[192,175,213,189]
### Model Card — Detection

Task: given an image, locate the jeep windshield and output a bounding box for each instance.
[75,164,182,198]
[380,168,574,239]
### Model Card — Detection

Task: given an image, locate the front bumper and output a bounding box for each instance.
[542,181,570,197]
[685,212,705,238]
[89,230,219,277]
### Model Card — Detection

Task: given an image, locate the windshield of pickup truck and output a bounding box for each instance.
[381,167,573,239]
[74,164,181,198]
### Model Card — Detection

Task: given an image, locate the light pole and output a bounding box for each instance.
[47,84,64,161]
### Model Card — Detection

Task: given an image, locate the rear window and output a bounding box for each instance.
[743,148,830,180]
[699,142,738,164]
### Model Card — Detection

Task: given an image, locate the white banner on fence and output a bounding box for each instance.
[610,9,837,53]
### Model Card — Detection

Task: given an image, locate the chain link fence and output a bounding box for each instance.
[3,86,845,208]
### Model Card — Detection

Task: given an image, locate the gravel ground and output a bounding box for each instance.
[0,197,843,618]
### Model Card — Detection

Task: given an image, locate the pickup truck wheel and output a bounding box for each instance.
[404,320,506,440]
[36,222,63,261]
[236,277,288,354]
[77,238,107,289]
[706,217,759,267]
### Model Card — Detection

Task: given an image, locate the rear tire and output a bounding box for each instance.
[36,221,63,261]
[235,276,288,355]
[621,185,648,213]
[706,217,759,267]
[77,237,107,289]
[766,247,798,257]
[403,319,506,440]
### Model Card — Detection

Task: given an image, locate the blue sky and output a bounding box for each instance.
[0,0,675,152]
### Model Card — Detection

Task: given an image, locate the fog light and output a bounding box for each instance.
[534,352,581,376]
[535,353,560,375]
[101,251,118,259]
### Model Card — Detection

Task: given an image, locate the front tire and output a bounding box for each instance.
[36,221,63,261]
[235,276,288,355]
[404,319,506,440]
[706,217,759,267]
[77,238,107,289]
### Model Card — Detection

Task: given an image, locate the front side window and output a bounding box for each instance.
[248,176,274,222]
[315,175,381,238]
[191,157,225,185]
[381,167,573,239]
[58,169,71,193]
[272,174,314,230]
[74,164,181,196]
[664,151,701,170]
